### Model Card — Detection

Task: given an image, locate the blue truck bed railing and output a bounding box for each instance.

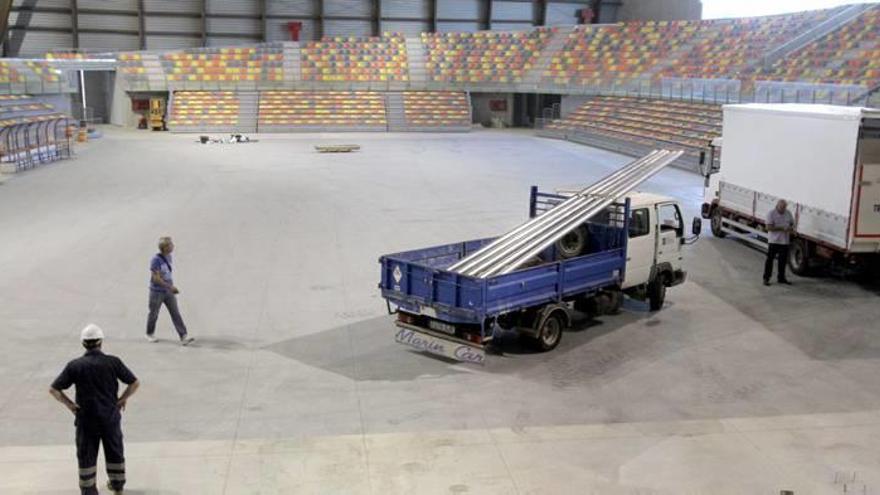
[379,189,630,341]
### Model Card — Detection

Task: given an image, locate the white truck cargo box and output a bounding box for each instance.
[704,104,880,255]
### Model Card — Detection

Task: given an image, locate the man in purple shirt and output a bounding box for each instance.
[146,236,194,345]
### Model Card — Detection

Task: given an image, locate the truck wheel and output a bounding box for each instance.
[788,238,812,276]
[556,226,587,259]
[648,277,667,311]
[710,209,725,238]
[532,313,564,352]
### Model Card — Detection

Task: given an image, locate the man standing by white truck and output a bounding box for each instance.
[701,104,880,279]
[763,199,795,286]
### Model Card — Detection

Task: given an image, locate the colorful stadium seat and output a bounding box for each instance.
[167,91,241,129]
[403,91,470,127]
[161,45,285,84]
[258,91,387,131]
[424,28,554,84]
[301,33,408,83]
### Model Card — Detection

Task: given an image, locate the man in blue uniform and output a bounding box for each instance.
[145,236,194,345]
[50,324,140,494]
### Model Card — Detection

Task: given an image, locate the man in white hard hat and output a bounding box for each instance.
[50,324,140,495]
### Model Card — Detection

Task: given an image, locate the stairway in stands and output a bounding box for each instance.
[282,43,301,85]
[522,26,574,88]
[404,38,428,86]
[237,92,259,133]
[384,92,406,132]
[140,54,168,90]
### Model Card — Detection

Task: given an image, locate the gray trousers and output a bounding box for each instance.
[146,290,187,338]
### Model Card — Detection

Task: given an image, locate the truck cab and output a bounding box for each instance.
[556,190,696,310]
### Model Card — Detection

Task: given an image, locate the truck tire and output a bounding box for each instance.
[532,313,564,352]
[556,225,588,259]
[788,238,812,276]
[710,208,726,238]
[648,276,667,311]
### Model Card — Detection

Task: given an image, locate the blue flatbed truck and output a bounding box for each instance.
[379,187,698,364]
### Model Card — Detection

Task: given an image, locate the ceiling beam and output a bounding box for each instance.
[70,0,79,49]
[137,0,145,49]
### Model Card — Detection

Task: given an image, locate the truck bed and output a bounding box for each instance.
[379,223,627,327]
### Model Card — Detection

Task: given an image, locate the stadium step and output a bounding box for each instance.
[404,38,428,86]
[761,3,878,69]
[283,43,301,85]
[237,91,259,133]
[525,26,574,89]
[385,92,407,131]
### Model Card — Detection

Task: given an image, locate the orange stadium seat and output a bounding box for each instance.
[258,91,387,129]
[546,97,722,156]
[403,91,470,127]
[301,33,408,83]
[167,91,241,128]
[424,28,554,84]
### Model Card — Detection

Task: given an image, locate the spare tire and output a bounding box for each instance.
[556,225,588,259]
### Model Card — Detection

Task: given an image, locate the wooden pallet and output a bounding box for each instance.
[315,144,360,153]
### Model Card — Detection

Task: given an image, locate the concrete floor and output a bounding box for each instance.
[1,128,879,494]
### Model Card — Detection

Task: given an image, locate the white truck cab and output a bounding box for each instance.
[557,189,697,310]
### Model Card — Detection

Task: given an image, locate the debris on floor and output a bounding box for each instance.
[198,134,258,144]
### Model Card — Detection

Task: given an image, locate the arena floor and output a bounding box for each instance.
[1,127,879,494]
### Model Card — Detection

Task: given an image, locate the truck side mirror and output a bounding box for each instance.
[692,217,702,236]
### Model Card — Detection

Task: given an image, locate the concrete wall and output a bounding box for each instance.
[470,93,514,127]
[618,0,702,21]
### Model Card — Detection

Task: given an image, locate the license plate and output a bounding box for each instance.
[395,327,486,365]
[428,319,456,335]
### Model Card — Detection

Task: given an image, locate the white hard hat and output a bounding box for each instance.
[80,323,105,341]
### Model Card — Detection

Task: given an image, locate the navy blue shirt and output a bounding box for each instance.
[51,349,137,419]
[150,253,173,292]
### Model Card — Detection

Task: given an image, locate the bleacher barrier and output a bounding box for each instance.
[0,95,73,173]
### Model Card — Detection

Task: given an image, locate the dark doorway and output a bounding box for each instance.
[513,93,562,128]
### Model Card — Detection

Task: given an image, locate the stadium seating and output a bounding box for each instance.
[660,10,834,81]
[301,34,408,83]
[424,28,554,84]
[544,22,692,87]
[403,91,470,128]
[167,91,241,130]
[0,94,72,172]
[760,6,880,87]
[545,96,721,157]
[258,91,387,131]
[24,61,62,83]
[0,61,25,85]
[161,45,285,83]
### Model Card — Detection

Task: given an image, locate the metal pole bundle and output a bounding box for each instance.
[450,149,683,278]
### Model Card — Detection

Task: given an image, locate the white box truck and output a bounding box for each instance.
[700,104,880,275]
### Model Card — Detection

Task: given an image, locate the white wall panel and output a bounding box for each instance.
[324,0,371,17]
[437,21,479,32]
[208,0,260,15]
[207,37,258,47]
[12,0,68,7]
[381,0,430,18]
[79,14,139,31]
[79,0,138,10]
[80,32,140,51]
[491,22,530,31]
[145,16,201,33]
[146,35,200,50]
[546,3,581,25]
[323,20,372,37]
[207,17,261,35]
[16,12,71,29]
[492,1,531,22]
[266,18,315,41]
[437,0,480,19]
[17,31,74,56]
[381,20,429,37]
[144,0,201,14]
[267,0,315,16]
